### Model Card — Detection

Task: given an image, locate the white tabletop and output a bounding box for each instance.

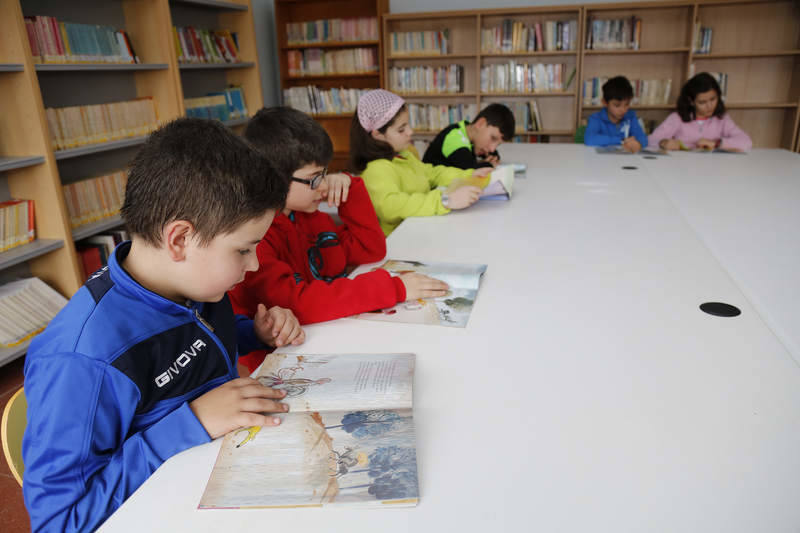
[101,145,800,532]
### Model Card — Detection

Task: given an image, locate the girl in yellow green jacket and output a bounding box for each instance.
[350,89,491,236]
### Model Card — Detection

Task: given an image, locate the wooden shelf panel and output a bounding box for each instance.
[482,91,576,97]
[284,41,379,50]
[582,104,674,110]
[725,102,799,109]
[170,0,248,10]
[72,216,124,242]
[0,240,64,272]
[0,64,24,72]
[287,72,379,80]
[36,64,169,72]
[54,136,149,161]
[480,51,578,58]
[388,54,476,60]
[584,48,690,55]
[0,156,45,173]
[0,339,31,368]
[179,61,255,70]
[692,50,800,59]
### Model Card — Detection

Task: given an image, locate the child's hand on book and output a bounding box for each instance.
[398,273,449,300]
[190,378,288,438]
[659,139,682,151]
[326,172,351,207]
[254,304,305,347]
[472,167,492,178]
[622,136,642,153]
[696,138,717,151]
[447,185,482,209]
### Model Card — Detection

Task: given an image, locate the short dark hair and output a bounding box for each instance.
[349,104,406,173]
[474,103,515,141]
[122,118,288,246]
[245,106,333,176]
[677,72,726,122]
[602,76,634,102]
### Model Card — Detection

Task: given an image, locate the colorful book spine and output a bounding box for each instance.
[287,47,378,76]
[286,17,378,44]
[46,98,159,150]
[283,86,369,115]
[185,87,248,121]
[23,16,139,64]
[480,62,570,93]
[389,30,450,56]
[407,103,477,133]
[587,17,642,50]
[389,65,464,94]
[0,200,35,253]
[62,171,127,230]
[174,27,240,64]
[582,77,672,106]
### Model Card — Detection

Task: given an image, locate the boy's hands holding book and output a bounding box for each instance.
[622,136,642,153]
[399,273,449,300]
[254,303,305,347]
[326,172,351,207]
[190,378,288,438]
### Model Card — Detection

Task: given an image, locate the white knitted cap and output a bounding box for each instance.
[357,89,405,132]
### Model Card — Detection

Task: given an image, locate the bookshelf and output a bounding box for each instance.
[0,0,264,366]
[382,0,800,151]
[276,0,389,172]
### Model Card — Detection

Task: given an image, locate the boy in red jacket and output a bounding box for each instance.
[229,107,448,372]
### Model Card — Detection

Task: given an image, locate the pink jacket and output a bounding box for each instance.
[648,112,752,151]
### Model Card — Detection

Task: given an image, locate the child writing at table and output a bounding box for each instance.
[648,72,752,152]
[584,75,648,153]
[229,107,449,372]
[350,89,492,236]
[22,118,304,532]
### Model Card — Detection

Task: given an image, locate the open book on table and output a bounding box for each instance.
[199,353,418,509]
[677,140,745,154]
[351,260,487,328]
[594,146,669,156]
[446,164,515,201]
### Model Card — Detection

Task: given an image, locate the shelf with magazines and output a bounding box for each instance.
[276,0,388,172]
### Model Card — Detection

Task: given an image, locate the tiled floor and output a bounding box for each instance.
[0,356,31,533]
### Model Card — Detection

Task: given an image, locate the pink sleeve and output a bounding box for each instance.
[719,114,753,152]
[648,112,682,149]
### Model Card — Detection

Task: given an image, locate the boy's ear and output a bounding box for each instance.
[162,220,195,262]
[474,117,487,129]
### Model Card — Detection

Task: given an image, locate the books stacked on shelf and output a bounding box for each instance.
[174,27,240,64]
[283,86,368,116]
[0,200,35,253]
[706,71,728,99]
[287,48,378,76]
[24,16,139,64]
[0,278,67,348]
[76,230,129,280]
[62,170,127,230]
[480,62,575,93]
[692,23,712,54]
[389,30,450,56]
[407,103,477,132]
[286,17,378,44]
[45,97,159,150]
[185,87,248,121]
[582,77,671,105]
[389,65,464,94]
[586,16,642,50]
[483,100,543,132]
[481,19,578,53]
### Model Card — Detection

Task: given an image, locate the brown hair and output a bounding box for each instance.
[349,105,406,173]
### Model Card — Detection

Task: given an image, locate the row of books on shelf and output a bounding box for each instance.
[174,27,241,64]
[46,97,159,151]
[62,171,127,230]
[283,86,368,116]
[286,17,378,45]
[693,23,713,54]
[582,77,672,106]
[389,30,450,56]
[184,87,248,121]
[1,200,35,254]
[481,19,578,54]
[77,230,128,281]
[287,48,378,76]
[496,100,545,133]
[0,278,67,349]
[407,103,477,133]
[24,15,139,64]
[480,63,576,94]
[586,17,642,50]
[389,65,465,95]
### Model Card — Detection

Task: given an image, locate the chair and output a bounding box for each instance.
[2,387,26,486]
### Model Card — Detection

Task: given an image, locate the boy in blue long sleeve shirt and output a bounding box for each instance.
[22,118,305,532]
[584,76,647,153]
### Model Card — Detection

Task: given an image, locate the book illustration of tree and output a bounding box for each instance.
[335,445,418,501]
[324,409,404,437]
[444,296,473,311]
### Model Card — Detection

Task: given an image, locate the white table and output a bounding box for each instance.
[101,145,800,532]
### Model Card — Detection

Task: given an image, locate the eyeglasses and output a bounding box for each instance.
[291,167,327,190]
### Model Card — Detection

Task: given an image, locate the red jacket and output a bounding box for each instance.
[230,177,404,370]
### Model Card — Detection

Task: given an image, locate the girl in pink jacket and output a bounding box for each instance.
[649,72,752,152]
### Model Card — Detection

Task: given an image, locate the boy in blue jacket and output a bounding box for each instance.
[584,75,647,153]
[22,118,305,532]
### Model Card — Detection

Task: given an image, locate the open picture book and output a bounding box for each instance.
[446,164,514,200]
[351,259,487,327]
[199,353,418,509]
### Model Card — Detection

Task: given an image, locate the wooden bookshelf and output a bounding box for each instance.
[276,0,388,172]
[0,0,264,366]
[383,0,800,151]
